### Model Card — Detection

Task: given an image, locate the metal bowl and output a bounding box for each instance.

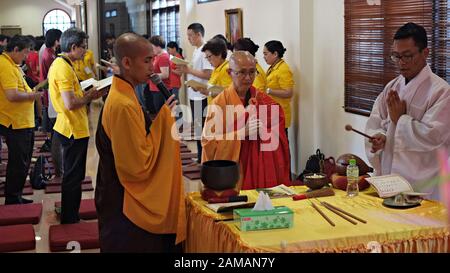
[201,160,240,191]
[303,173,329,190]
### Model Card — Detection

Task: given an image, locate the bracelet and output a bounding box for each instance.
[266,88,271,94]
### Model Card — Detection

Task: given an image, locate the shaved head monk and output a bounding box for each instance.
[95,33,186,252]
[201,51,291,190]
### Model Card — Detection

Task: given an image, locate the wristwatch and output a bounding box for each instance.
[266,88,272,94]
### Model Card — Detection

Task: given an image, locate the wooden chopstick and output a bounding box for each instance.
[322,201,367,224]
[321,202,357,225]
[310,202,335,227]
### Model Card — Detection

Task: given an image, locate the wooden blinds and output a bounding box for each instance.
[344,0,449,116]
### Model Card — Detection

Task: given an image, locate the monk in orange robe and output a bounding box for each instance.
[202,51,291,190]
[95,33,186,252]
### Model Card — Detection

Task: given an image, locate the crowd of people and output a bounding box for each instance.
[0,21,448,252]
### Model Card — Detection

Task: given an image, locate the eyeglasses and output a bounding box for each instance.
[390,51,420,63]
[231,69,257,78]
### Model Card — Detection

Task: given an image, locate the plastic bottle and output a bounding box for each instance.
[346,159,359,197]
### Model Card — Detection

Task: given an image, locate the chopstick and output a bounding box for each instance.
[320,202,357,225]
[322,201,367,224]
[310,201,335,227]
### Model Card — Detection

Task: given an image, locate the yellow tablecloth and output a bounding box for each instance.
[185,186,450,253]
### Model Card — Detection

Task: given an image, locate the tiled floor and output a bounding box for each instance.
[1,101,201,253]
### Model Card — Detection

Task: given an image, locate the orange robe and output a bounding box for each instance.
[202,85,291,190]
[95,75,185,251]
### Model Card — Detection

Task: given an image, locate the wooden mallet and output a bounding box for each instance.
[345,124,374,140]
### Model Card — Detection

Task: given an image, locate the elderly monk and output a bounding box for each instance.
[365,23,450,201]
[202,51,291,190]
[95,33,186,252]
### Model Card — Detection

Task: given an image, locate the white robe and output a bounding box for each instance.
[365,65,450,201]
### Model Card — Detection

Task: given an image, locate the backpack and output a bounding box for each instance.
[298,149,336,181]
[29,155,51,189]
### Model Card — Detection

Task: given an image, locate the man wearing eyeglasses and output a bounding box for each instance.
[365,22,450,200]
[201,51,291,190]
[48,28,106,223]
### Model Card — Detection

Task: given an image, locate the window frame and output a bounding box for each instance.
[344,0,449,116]
[42,8,73,35]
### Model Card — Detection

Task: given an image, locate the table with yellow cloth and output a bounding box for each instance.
[185,186,449,253]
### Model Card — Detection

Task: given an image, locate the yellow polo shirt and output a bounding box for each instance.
[253,62,267,91]
[73,49,96,81]
[48,56,89,139]
[266,59,294,128]
[208,60,232,104]
[0,53,35,129]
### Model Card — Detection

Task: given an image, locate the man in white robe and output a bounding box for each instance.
[365,22,450,201]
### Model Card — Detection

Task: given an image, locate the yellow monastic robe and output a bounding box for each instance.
[101,76,186,244]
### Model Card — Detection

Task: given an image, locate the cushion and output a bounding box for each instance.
[45,182,94,194]
[55,199,97,220]
[183,172,201,180]
[182,165,201,173]
[0,186,33,197]
[0,224,35,252]
[180,147,191,153]
[0,203,43,225]
[181,159,194,166]
[47,176,92,186]
[49,222,99,252]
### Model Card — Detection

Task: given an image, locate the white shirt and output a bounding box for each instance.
[48,97,57,119]
[187,44,213,101]
[365,65,450,201]
[38,44,46,71]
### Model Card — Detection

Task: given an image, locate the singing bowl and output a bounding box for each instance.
[303,173,329,190]
[201,160,240,191]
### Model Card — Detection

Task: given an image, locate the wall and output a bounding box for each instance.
[311,0,369,164]
[0,0,72,36]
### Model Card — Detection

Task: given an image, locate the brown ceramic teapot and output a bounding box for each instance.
[335,154,373,176]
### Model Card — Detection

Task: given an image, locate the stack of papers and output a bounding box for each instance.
[205,202,255,213]
[170,55,189,66]
[80,76,113,91]
[184,80,224,93]
[365,174,429,198]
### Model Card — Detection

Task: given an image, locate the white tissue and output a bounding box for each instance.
[252,192,274,211]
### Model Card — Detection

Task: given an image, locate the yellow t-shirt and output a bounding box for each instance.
[48,56,89,139]
[0,53,35,129]
[207,60,232,104]
[73,49,96,81]
[253,62,267,91]
[266,59,295,128]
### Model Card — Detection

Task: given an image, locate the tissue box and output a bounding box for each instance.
[233,206,294,231]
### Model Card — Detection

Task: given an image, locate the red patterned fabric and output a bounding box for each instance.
[239,87,291,190]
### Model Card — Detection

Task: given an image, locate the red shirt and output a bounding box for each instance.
[169,53,183,89]
[148,51,171,92]
[40,47,56,106]
[26,51,39,84]
[40,47,56,82]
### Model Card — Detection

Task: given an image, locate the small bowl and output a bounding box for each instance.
[303,173,329,190]
[201,160,239,191]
